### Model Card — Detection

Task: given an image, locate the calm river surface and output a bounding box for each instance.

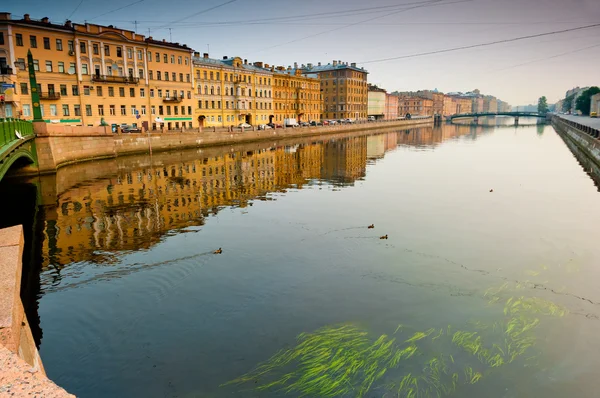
[2,120,600,397]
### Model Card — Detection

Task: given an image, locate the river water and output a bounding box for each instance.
[2,119,600,397]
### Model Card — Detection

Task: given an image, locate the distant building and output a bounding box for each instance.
[367,84,386,120]
[591,93,600,115]
[295,60,368,120]
[398,96,433,117]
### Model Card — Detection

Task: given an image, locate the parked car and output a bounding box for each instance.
[122,125,141,133]
[238,123,252,129]
[257,124,272,130]
[328,120,338,125]
[368,116,376,122]
[310,120,323,126]
[591,112,598,118]
[322,120,330,126]
[344,118,355,124]
[267,122,283,128]
[300,121,310,127]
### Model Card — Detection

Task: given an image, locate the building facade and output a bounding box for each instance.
[367,84,386,120]
[591,93,600,115]
[398,96,433,117]
[193,54,273,127]
[0,13,195,130]
[297,60,368,120]
[271,66,322,123]
[385,93,398,120]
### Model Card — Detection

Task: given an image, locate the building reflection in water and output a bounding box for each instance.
[39,124,478,275]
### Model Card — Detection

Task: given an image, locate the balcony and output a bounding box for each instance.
[91,74,139,84]
[163,96,183,103]
[39,92,61,100]
[0,66,14,75]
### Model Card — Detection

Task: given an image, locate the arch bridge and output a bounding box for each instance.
[0,119,37,183]
[450,112,545,122]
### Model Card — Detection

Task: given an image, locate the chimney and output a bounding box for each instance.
[244,59,247,64]
[41,17,49,23]
[162,39,166,42]
[64,19,72,28]
[294,62,298,69]
[333,60,338,66]
[148,36,153,40]
[253,61,263,68]
[318,62,321,66]
[23,14,30,21]
[193,51,200,57]
[203,53,209,59]
[351,62,356,67]
[0,13,11,21]
[223,56,228,60]
[264,63,269,68]
[307,63,313,69]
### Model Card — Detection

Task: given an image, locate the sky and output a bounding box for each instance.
[8,0,600,105]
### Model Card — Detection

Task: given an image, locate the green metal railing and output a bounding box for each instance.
[0,118,35,149]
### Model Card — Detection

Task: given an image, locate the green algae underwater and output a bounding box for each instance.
[223,276,568,397]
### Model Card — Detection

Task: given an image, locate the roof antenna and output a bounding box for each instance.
[133,20,138,33]
[168,27,172,42]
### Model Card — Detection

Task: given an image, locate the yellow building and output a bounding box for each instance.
[193,53,273,127]
[0,12,195,130]
[271,66,322,123]
[296,60,368,121]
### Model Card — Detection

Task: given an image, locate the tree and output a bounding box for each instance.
[537,96,549,114]
[576,87,600,115]
[562,95,574,112]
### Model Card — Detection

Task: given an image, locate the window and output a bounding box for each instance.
[151,105,156,115]
[158,89,162,98]
[157,71,161,80]
[150,89,154,97]
[174,106,178,115]
[72,85,79,96]
[94,86,102,96]
[83,86,91,95]
[155,53,160,62]
[198,100,202,109]
[30,35,37,48]
[170,55,175,64]
[81,64,88,75]
[188,91,192,99]
[109,105,115,115]
[68,40,74,52]
[93,43,99,55]
[131,105,136,116]
[57,62,64,73]
[50,104,58,116]
[164,72,169,81]
[163,54,168,63]
[43,37,50,49]
[119,87,125,97]
[165,90,170,99]
[104,45,110,56]
[187,106,191,115]
[218,115,222,122]
[181,106,185,115]
[204,71,207,79]
[140,88,145,97]
[62,104,70,116]
[108,87,114,97]
[16,33,23,46]
[185,57,189,66]
[20,83,28,95]
[158,105,163,115]
[127,48,133,59]
[22,104,31,116]
[68,63,76,74]
[120,105,126,115]
[106,65,113,75]
[60,85,67,95]
[98,105,104,116]
[130,88,135,97]
[137,50,143,60]
[179,73,183,82]
[80,42,86,54]
[138,69,144,79]
[186,74,190,82]
[141,105,147,115]
[116,47,122,57]
[149,70,153,80]
[85,104,92,116]
[33,60,39,71]
[166,106,171,115]
[45,61,52,72]
[74,105,81,116]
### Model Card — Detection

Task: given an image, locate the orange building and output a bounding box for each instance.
[398,96,433,117]
[271,66,322,123]
[0,12,195,130]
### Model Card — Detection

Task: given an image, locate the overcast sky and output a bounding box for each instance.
[9,0,600,105]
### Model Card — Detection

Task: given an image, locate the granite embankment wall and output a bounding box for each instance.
[33,119,432,174]
[552,116,600,167]
[0,225,73,396]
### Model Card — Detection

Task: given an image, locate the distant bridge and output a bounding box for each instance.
[450,112,545,121]
[0,119,37,183]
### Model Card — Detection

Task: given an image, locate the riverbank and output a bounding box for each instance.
[0,225,73,397]
[552,115,600,168]
[32,118,432,175]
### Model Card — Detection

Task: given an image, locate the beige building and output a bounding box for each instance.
[591,93,600,115]
[193,54,273,127]
[297,60,368,120]
[0,12,196,130]
[367,84,386,120]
